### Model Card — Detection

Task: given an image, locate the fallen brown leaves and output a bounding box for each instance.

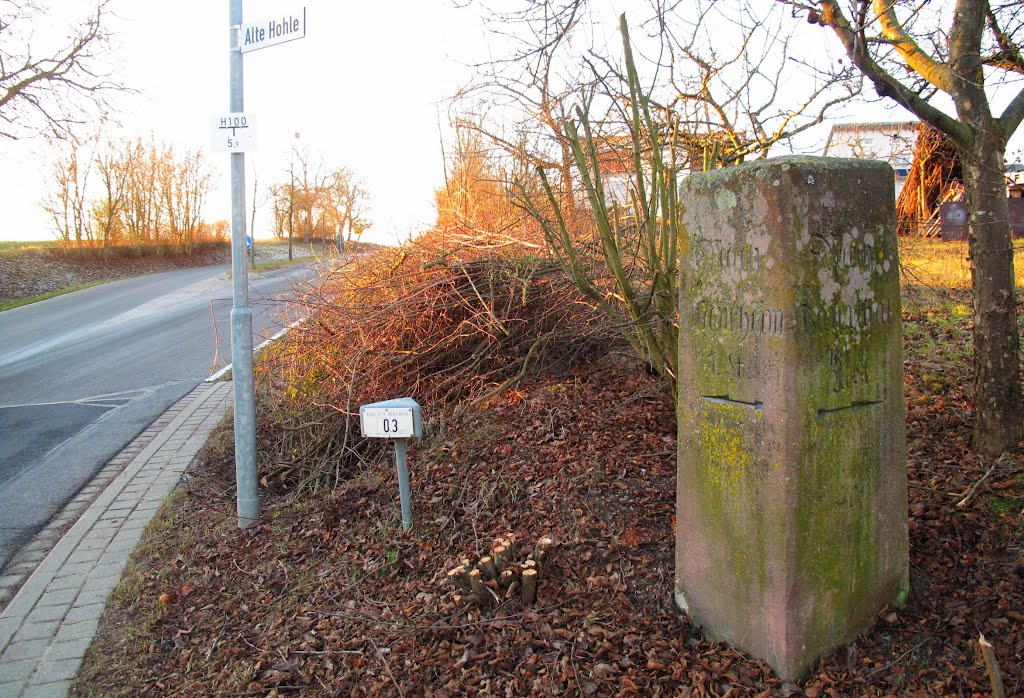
[72,288,1024,697]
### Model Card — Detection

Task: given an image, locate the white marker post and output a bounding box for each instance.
[359,398,422,531]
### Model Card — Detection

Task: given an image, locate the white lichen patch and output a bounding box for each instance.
[818,268,841,304]
[841,268,874,308]
[715,188,738,211]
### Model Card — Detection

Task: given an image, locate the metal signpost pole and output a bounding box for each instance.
[394,439,412,531]
[229,0,260,528]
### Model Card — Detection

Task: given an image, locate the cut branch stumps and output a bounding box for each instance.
[532,536,554,572]
[446,534,556,608]
[447,565,473,594]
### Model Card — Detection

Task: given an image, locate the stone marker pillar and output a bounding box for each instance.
[675,156,909,680]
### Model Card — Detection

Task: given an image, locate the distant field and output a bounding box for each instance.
[1,236,1011,288]
[899,237,1024,290]
[0,240,58,253]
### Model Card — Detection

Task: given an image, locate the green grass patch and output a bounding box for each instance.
[987,496,1013,516]
[253,256,312,272]
[0,240,59,254]
[0,278,117,312]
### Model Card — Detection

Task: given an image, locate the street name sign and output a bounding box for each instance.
[211,113,257,153]
[240,9,307,54]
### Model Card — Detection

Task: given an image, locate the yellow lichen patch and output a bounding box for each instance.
[695,402,769,591]
[698,404,755,507]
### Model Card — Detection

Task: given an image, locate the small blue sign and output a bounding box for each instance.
[245,235,253,250]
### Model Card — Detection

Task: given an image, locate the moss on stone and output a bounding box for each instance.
[677,155,908,680]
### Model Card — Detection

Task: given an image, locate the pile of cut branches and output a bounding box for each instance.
[253,233,616,493]
[896,123,961,236]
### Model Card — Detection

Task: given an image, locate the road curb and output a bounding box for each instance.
[0,381,231,697]
[0,385,202,611]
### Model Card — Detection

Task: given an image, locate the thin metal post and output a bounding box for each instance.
[230,0,259,528]
[394,439,412,531]
[288,152,294,261]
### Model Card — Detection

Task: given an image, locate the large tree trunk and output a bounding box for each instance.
[950,0,1023,455]
[963,135,1023,454]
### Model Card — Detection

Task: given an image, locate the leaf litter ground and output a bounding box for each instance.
[73,288,1023,697]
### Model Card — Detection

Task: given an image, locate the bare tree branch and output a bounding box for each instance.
[814,0,972,146]
[984,3,1024,74]
[0,0,124,140]
[875,0,956,92]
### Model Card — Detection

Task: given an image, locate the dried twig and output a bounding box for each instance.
[956,461,999,509]
[978,633,1006,698]
[369,638,404,698]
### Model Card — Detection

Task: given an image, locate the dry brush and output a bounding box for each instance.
[253,234,615,494]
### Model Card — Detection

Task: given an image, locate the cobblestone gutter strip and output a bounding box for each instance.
[0,381,231,698]
[0,384,209,612]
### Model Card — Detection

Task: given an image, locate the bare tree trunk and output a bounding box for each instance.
[814,0,1024,452]
[558,139,576,229]
[963,135,1023,453]
[950,0,1024,454]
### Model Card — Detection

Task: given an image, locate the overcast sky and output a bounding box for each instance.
[0,0,493,244]
[2,1,1019,246]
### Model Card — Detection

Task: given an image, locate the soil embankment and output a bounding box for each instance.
[0,246,231,305]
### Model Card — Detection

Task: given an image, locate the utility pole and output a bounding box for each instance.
[288,145,294,261]
[229,0,259,528]
[248,162,259,270]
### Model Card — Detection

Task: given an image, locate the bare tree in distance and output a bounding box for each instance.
[158,145,213,253]
[269,158,371,245]
[43,134,218,252]
[40,135,93,247]
[291,143,329,244]
[323,167,370,242]
[92,136,129,256]
[249,165,261,266]
[0,0,123,140]
[456,0,596,226]
[785,0,1024,454]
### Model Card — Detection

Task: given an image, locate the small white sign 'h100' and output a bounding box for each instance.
[211,113,257,153]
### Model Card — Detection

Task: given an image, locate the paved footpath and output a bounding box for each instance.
[0,380,232,697]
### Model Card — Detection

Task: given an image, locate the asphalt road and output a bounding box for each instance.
[0,263,314,567]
